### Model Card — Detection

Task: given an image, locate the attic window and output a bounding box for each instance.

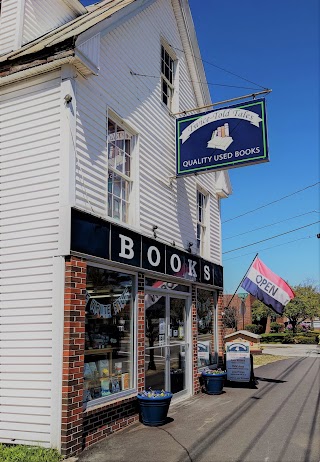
[161,44,175,110]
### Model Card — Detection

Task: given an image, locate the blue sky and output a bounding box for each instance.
[188,0,319,293]
[81,0,320,293]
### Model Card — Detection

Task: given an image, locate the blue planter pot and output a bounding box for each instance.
[202,372,227,395]
[137,391,172,426]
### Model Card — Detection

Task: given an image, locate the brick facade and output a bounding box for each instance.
[61,256,87,456]
[61,259,146,457]
[62,257,222,457]
[223,294,254,332]
[191,287,200,394]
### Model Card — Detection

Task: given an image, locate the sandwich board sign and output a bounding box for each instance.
[176,98,268,177]
[225,341,251,382]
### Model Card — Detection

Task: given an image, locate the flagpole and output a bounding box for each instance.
[224,253,259,310]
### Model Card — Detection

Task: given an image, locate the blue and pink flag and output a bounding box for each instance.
[241,257,295,315]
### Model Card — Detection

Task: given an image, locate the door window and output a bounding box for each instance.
[145,294,188,395]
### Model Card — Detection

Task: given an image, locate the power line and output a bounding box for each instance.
[223,236,314,262]
[223,182,320,223]
[222,221,320,254]
[224,211,319,240]
[170,45,269,90]
[130,71,261,91]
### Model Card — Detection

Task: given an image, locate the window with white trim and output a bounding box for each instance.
[161,44,175,109]
[107,116,135,223]
[197,190,207,255]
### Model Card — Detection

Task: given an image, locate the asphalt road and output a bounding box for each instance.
[262,344,320,358]
[78,354,320,462]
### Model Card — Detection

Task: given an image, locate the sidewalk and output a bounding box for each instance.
[77,375,260,462]
[76,355,320,462]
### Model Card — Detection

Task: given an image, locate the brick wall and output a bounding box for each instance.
[191,287,200,394]
[223,294,253,330]
[62,259,222,457]
[217,291,225,364]
[61,259,145,457]
[61,256,87,457]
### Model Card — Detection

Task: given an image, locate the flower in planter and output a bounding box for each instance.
[203,368,226,375]
[138,388,171,398]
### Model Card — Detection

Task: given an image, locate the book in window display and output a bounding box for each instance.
[121,373,130,390]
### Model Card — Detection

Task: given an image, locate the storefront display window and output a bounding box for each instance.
[197,289,215,368]
[145,278,190,293]
[84,266,134,405]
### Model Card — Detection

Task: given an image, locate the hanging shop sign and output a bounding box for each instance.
[71,209,223,288]
[176,98,268,177]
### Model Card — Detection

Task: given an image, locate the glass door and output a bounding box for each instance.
[145,295,166,391]
[145,293,189,397]
[169,297,187,395]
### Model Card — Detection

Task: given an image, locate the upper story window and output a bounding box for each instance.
[0,0,2,15]
[107,115,135,223]
[161,44,175,110]
[197,190,207,255]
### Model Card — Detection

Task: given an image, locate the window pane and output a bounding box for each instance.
[197,224,201,242]
[122,201,127,223]
[124,153,131,177]
[165,50,170,66]
[113,198,120,219]
[145,278,190,292]
[84,267,134,405]
[165,63,170,81]
[108,193,112,217]
[197,289,215,368]
[112,174,121,197]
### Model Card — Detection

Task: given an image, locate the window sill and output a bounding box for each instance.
[83,390,137,414]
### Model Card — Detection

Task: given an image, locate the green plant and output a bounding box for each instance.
[138,388,171,398]
[261,333,288,343]
[203,368,226,375]
[270,322,283,333]
[293,335,317,344]
[0,445,62,462]
[244,324,264,334]
[281,334,296,344]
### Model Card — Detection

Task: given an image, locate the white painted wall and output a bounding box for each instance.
[75,0,222,264]
[0,72,63,447]
[22,0,80,46]
[0,0,22,54]
[0,0,83,55]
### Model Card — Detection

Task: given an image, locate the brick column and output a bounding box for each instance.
[191,286,200,394]
[61,256,87,457]
[137,273,145,392]
[217,291,225,365]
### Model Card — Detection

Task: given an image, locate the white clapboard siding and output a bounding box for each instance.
[0,0,19,54]
[77,33,101,69]
[22,0,79,45]
[0,73,61,446]
[75,0,221,263]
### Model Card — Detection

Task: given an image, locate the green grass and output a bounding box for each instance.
[0,444,62,462]
[253,354,290,368]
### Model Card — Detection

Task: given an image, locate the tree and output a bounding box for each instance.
[223,306,238,330]
[284,282,320,333]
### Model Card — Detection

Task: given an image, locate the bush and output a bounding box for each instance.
[244,324,264,334]
[270,322,283,333]
[0,445,62,462]
[294,336,317,344]
[260,333,317,344]
[281,334,296,344]
[261,333,288,343]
